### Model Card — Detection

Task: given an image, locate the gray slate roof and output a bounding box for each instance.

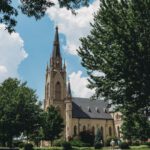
[72,97,113,120]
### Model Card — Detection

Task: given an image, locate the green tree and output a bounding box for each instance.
[42,106,64,146]
[0,0,89,33]
[29,126,44,147]
[94,128,103,149]
[78,0,150,140]
[121,110,150,141]
[0,78,42,147]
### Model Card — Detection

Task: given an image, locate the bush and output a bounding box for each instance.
[70,139,90,147]
[24,143,33,150]
[13,141,24,147]
[79,130,94,146]
[62,141,72,150]
[34,148,62,150]
[54,139,65,146]
[18,142,25,148]
[131,141,140,146]
[0,148,19,150]
[119,142,130,149]
[94,143,103,149]
[143,142,150,147]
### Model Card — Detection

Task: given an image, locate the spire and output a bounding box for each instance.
[67,79,72,98]
[52,26,61,58]
[63,59,66,69]
[46,63,49,72]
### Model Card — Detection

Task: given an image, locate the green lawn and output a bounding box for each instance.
[35,145,150,150]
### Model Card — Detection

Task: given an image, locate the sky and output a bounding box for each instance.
[0,0,99,101]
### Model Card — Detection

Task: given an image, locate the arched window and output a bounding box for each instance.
[83,125,86,131]
[109,126,112,136]
[101,126,103,140]
[74,125,77,136]
[92,126,95,135]
[117,126,120,138]
[116,113,119,120]
[55,82,61,100]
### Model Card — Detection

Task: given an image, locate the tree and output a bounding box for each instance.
[94,128,103,149]
[42,106,64,146]
[29,126,44,147]
[78,0,150,140]
[0,0,89,33]
[121,110,150,141]
[0,78,42,147]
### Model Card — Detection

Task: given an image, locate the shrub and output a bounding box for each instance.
[18,142,25,148]
[13,141,24,147]
[70,139,90,147]
[24,143,33,150]
[34,148,62,150]
[143,142,150,147]
[0,147,19,150]
[62,141,72,150]
[94,143,103,149]
[79,130,94,146]
[119,142,130,149]
[54,139,65,146]
[132,141,140,146]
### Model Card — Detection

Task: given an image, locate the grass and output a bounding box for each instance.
[130,145,150,150]
[34,145,150,150]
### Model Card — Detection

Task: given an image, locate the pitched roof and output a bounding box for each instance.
[72,97,113,120]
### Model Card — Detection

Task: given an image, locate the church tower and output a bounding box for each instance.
[44,27,67,119]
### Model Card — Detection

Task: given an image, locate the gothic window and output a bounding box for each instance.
[55,82,61,100]
[92,126,95,135]
[117,126,120,138]
[83,125,86,131]
[74,125,77,136]
[109,126,112,136]
[101,126,104,140]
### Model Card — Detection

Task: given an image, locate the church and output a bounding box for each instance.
[44,27,122,142]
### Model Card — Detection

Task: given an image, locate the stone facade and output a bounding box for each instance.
[44,27,122,142]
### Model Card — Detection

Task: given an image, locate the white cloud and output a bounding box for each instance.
[69,71,95,98]
[47,0,99,55]
[0,65,7,74]
[0,24,28,83]
[92,71,105,77]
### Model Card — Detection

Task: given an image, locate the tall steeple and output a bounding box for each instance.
[52,26,61,58]
[50,26,62,69]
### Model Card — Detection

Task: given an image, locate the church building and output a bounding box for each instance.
[44,27,122,142]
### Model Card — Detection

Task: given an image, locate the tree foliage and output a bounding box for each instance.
[0,78,42,146]
[94,128,102,144]
[94,128,103,149]
[121,110,150,141]
[0,0,89,33]
[78,0,150,140]
[42,106,64,146]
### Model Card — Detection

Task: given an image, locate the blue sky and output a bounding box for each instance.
[0,0,99,101]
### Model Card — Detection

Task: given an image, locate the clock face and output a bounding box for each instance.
[56,60,59,64]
